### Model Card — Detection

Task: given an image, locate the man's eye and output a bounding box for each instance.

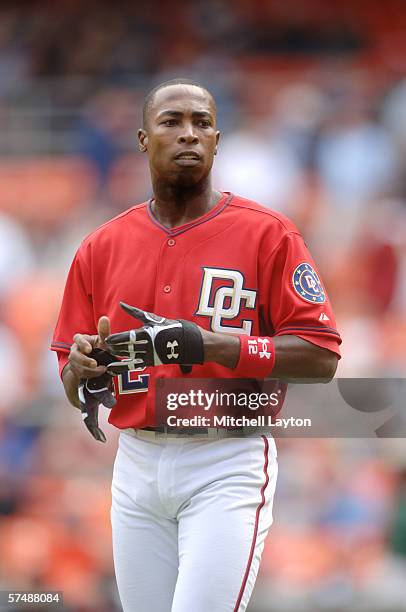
[162,119,177,126]
[199,120,211,128]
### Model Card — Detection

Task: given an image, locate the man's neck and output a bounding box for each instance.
[150,177,222,229]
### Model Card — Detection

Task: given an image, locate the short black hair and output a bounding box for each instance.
[142,78,214,128]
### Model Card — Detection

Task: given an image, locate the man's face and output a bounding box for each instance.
[138,85,220,186]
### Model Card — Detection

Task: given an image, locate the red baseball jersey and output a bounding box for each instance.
[51,192,341,429]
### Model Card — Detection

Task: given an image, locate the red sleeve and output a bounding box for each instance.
[265,232,341,356]
[57,353,70,378]
[50,244,96,377]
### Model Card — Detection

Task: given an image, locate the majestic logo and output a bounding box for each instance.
[292,263,326,304]
[248,338,272,359]
[196,267,257,334]
[166,340,179,359]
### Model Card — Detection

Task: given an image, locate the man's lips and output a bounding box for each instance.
[174,151,201,160]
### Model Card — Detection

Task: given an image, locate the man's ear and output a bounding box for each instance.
[214,130,220,155]
[138,129,148,152]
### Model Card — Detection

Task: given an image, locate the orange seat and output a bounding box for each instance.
[0,157,98,227]
[4,273,65,388]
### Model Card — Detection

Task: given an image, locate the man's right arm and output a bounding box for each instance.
[62,365,84,409]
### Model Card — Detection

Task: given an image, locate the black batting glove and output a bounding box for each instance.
[78,348,117,443]
[105,302,204,374]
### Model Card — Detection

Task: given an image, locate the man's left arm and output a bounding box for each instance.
[104,303,338,381]
[201,329,338,380]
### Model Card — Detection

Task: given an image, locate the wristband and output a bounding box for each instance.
[234,335,275,378]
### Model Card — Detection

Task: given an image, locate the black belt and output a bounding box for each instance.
[143,426,209,435]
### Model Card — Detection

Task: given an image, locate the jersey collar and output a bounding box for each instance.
[147,192,233,236]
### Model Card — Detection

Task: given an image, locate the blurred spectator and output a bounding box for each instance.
[214,116,303,211]
[383,78,406,160]
[0,325,25,416]
[315,93,397,206]
[77,89,140,187]
[390,468,406,558]
[0,9,28,95]
[0,213,35,302]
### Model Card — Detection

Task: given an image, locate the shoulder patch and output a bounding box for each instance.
[292,263,325,303]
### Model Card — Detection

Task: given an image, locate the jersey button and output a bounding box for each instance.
[167,238,176,246]
[164,285,171,293]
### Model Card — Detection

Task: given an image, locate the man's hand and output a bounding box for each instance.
[63,317,117,442]
[105,302,204,372]
[69,316,111,380]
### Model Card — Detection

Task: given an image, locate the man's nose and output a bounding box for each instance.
[177,124,199,144]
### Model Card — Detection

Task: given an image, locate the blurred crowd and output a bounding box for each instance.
[0,1,406,610]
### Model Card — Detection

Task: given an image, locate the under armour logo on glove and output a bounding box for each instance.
[166,340,179,359]
[105,302,204,372]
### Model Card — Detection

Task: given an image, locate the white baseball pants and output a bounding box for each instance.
[111,429,278,612]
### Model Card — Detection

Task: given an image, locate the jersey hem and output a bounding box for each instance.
[274,330,341,357]
[276,325,341,338]
[51,341,71,352]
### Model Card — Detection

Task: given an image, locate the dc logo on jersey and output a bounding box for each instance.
[196,267,257,334]
[292,263,325,303]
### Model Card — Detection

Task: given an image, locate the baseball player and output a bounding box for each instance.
[51,78,341,612]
